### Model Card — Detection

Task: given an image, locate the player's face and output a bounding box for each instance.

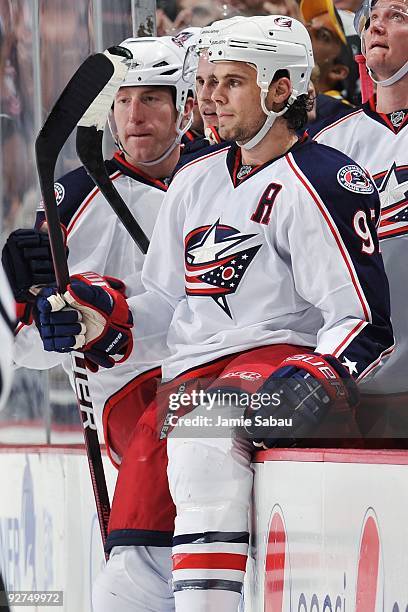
[211,61,266,143]
[365,1,408,79]
[113,85,178,164]
[196,56,218,129]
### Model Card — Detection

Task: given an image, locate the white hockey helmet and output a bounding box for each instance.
[207,15,314,149]
[197,16,247,53]
[182,17,247,82]
[112,34,199,165]
[354,0,408,86]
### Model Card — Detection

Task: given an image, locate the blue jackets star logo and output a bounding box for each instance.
[374,162,408,239]
[185,220,261,317]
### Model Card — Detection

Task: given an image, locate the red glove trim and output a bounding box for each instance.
[280,353,358,406]
[69,272,132,331]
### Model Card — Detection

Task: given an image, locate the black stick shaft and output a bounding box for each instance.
[77,126,150,254]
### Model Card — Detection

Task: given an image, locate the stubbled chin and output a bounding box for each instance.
[126,148,156,162]
[217,125,228,139]
[218,125,236,141]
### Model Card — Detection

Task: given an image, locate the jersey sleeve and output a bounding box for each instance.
[127,174,189,355]
[285,146,394,382]
[34,163,101,230]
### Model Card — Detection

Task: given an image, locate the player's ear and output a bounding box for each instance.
[266,77,292,111]
[328,63,349,84]
[183,95,195,118]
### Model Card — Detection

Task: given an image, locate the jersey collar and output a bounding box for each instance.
[363,96,408,134]
[113,152,168,191]
[226,134,309,189]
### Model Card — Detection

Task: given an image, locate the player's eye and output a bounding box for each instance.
[390,9,405,20]
[202,78,218,91]
[143,95,160,104]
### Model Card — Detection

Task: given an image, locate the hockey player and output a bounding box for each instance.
[195,49,221,142]
[314,0,408,437]
[2,35,195,461]
[175,19,244,165]
[173,18,247,168]
[32,15,394,612]
[0,265,14,412]
[194,18,245,141]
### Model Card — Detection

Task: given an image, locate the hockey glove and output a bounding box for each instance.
[1,228,66,302]
[36,272,133,372]
[244,353,359,449]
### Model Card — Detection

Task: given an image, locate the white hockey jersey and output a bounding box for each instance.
[130,137,394,383]
[314,98,408,393]
[14,152,169,430]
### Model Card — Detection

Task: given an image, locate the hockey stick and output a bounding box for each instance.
[35,46,132,554]
[76,121,150,254]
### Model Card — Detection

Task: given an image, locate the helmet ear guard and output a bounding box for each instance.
[207,16,314,149]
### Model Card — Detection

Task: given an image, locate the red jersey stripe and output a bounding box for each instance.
[172,552,247,571]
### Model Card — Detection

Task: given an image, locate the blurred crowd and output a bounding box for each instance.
[0,0,135,234]
[156,0,361,33]
[0,1,93,233]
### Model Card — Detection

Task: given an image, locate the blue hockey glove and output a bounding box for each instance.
[36,272,133,372]
[1,228,67,302]
[244,353,359,449]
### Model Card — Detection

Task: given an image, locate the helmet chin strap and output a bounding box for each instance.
[108,110,193,167]
[367,60,408,87]
[239,89,297,151]
[136,112,193,167]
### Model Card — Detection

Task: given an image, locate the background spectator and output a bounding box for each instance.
[334,0,363,12]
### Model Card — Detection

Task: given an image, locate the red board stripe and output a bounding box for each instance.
[355,515,380,611]
[265,512,286,612]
